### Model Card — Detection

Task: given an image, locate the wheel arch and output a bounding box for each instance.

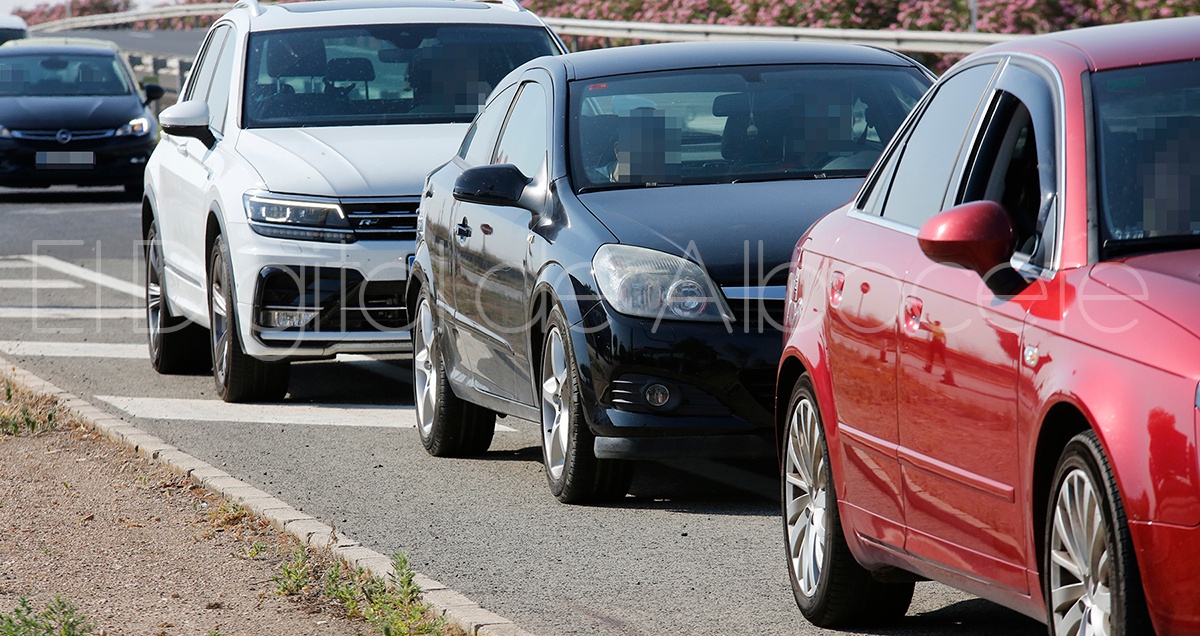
[1029,401,1092,588]
[203,205,225,281]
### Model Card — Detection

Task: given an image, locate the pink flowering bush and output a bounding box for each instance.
[15,0,133,25]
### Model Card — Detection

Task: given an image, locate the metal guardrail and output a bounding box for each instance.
[29,3,1024,55]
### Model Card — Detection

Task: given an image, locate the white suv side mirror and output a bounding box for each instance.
[160,100,216,149]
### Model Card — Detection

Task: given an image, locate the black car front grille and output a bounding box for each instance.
[11,129,115,141]
[255,266,409,333]
[738,368,777,413]
[340,197,421,242]
[730,297,787,333]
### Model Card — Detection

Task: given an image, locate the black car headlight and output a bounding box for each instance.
[243,191,355,244]
[114,117,150,137]
[593,244,732,322]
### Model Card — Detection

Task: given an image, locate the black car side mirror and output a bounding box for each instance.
[453,164,531,208]
[142,83,166,105]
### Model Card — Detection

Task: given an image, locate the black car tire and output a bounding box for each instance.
[1045,430,1150,636]
[539,305,632,504]
[412,289,495,457]
[145,220,209,374]
[783,375,913,627]
[208,236,290,403]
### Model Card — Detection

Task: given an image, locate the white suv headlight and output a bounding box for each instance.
[593,244,732,322]
[243,191,355,244]
[114,117,150,137]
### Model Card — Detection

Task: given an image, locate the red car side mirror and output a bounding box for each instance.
[917,200,1016,278]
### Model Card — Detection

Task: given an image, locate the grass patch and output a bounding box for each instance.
[279,549,452,635]
[0,378,81,437]
[0,596,94,636]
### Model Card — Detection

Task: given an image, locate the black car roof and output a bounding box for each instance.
[555,41,920,81]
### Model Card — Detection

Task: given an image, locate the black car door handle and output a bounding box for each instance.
[455,223,472,239]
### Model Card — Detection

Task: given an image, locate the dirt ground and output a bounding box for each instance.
[0,422,372,636]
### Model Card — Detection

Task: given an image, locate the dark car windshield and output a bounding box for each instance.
[569,64,929,192]
[1094,60,1200,256]
[0,52,132,97]
[243,23,559,129]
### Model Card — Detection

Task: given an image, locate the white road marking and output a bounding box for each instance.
[0,307,142,319]
[98,396,418,428]
[22,254,143,298]
[0,260,31,269]
[96,395,517,432]
[0,279,83,289]
[0,341,148,358]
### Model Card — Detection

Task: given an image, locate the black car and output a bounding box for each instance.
[0,38,164,193]
[410,41,933,503]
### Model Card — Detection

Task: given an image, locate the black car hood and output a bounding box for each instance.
[0,95,143,130]
[577,179,861,285]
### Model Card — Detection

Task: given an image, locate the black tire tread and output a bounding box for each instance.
[146,222,210,375]
[210,238,290,403]
[417,291,495,458]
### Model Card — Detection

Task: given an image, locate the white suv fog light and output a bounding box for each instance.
[262,309,318,329]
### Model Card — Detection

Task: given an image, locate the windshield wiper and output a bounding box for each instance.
[576,182,677,194]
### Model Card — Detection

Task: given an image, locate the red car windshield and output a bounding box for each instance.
[1093,60,1200,255]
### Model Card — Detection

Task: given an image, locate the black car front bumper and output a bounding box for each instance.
[574,299,783,460]
[0,132,158,188]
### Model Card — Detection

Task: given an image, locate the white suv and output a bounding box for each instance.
[143,0,563,401]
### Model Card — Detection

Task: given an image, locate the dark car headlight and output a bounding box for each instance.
[243,191,355,244]
[114,117,151,137]
[593,244,732,322]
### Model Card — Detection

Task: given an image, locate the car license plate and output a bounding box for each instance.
[36,151,95,168]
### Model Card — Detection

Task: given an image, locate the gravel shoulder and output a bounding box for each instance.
[0,416,371,635]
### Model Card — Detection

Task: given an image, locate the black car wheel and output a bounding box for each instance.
[783,375,912,627]
[145,220,209,374]
[1045,431,1150,636]
[539,305,631,504]
[412,289,495,456]
[208,236,289,403]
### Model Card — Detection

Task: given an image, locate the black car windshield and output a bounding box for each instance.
[569,64,929,192]
[1094,59,1200,255]
[243,23,559,129]
[0,52,132,97]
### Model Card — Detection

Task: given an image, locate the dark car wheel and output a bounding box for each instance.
[413,289,495,457]
[208,236,289,403]
[145,220,209,374]
[1045,431,1151,636]
[540,305,631,504]
[783,375,913,627]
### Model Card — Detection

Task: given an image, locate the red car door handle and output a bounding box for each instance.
[904,296,923,334]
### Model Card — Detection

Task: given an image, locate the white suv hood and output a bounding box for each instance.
[236,124,469,198]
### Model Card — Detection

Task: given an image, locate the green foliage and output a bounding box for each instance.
[273,548,311,596]
[317,552,445,635]
[0,596,95,636]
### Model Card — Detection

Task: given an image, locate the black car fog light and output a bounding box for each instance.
[645,383,672,408]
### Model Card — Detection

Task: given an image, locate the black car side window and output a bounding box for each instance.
[877,63,997,227]
[205,27,238,134]
[960,64,1058,269]
[459,83,518,165]
[493,81,548,178]
[184,25,230,103]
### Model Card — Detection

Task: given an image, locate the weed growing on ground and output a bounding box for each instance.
[0,378,80,436]
[0,596,95,636]
[274,548,311,596]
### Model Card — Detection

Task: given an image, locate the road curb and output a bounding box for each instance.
[1,355,538,636]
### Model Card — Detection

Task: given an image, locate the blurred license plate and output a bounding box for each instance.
[36,151,94,168]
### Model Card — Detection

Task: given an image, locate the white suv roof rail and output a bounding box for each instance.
[233,0,265,16]
[468,0,524,10]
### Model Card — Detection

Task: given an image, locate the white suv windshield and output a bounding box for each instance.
[243,23,558,128]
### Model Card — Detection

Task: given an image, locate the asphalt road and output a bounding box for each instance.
[0,186,1045,635]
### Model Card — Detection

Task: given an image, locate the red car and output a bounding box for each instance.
[777,16,1200,636]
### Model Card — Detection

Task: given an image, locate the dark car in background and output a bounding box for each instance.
[0,37,164,194]
[410,41,932,503]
